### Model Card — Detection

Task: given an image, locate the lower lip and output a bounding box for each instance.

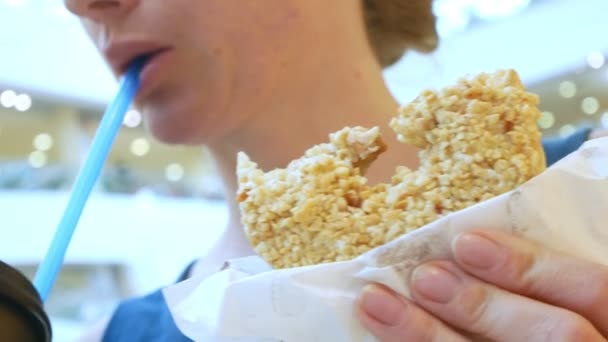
[136,49,172,100]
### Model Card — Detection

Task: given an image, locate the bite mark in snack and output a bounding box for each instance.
[237,69,546,269]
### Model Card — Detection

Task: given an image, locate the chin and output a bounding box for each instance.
[137,94,197,143]
[146,120,202,145]
[141,108,201,145]
[140,96,230,146]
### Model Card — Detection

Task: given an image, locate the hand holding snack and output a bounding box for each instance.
[359,230,608,341]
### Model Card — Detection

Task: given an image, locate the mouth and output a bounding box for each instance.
[103,40,172,77]
[118,48,170,76]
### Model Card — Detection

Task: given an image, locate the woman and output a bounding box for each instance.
[64,0,607,341]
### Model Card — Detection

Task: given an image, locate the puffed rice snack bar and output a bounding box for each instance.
[237,69,546,269]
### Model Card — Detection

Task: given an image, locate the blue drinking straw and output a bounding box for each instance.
[33,57,146,301]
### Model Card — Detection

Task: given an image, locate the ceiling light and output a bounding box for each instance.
[28,150,47,168]
[537,111,555,129]
[587,52,605,69]
[581,97,600,115]
[558,81,576,98]
[130,138,150,156]
[33,133,53,151]
[165,163,185,182]
[123,109,142,128]
[14,94,32,112]
[0,90,17,108]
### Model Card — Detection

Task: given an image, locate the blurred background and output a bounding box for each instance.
[1,0,607,340]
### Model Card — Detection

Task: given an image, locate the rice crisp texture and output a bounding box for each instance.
[236,69,546,269]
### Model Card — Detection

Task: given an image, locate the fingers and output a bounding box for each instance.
[358,285,467,342]
[409,261,605,341]
[451,230,608,335]
[358,230,608,341]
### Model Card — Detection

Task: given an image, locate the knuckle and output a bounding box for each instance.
[417,317,443,342]
[419,320,464,342]
[385,306,445,342]
[456,283,491,334]
[408,307,448,342]
[503,247,537,290]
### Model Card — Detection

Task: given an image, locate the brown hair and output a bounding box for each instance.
[363,0,438,67]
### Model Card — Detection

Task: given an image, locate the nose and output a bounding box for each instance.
[64,0,138,23]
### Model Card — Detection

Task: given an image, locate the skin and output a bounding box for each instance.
[65,1,608,341]
[359,231,608,341]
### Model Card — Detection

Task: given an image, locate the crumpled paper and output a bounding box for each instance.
[164,137,608,342]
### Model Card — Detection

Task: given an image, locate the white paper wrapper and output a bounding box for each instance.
[164,137,608,342]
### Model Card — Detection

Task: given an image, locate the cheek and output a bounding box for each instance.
[143,1,298,143]
[184,37,266,138]
[222,32,285,113]
[224,5,303,109]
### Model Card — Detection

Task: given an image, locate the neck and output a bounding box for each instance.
[214,58,420,182]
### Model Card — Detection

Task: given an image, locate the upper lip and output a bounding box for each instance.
[103,40,171,76]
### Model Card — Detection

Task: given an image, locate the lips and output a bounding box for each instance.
[135,48,174,100]
[103,40,172,77]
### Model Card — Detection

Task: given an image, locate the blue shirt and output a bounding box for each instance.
[101,128,591,341]
[102,263,195,342]
[543,127,591,166]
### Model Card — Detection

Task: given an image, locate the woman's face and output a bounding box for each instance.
[65,0,305,144]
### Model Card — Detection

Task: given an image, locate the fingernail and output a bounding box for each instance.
[411,264,461,303]
[360,285,407,326]
[453,233,505,269]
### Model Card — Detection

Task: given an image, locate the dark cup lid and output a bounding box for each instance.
[0,261,52,342]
